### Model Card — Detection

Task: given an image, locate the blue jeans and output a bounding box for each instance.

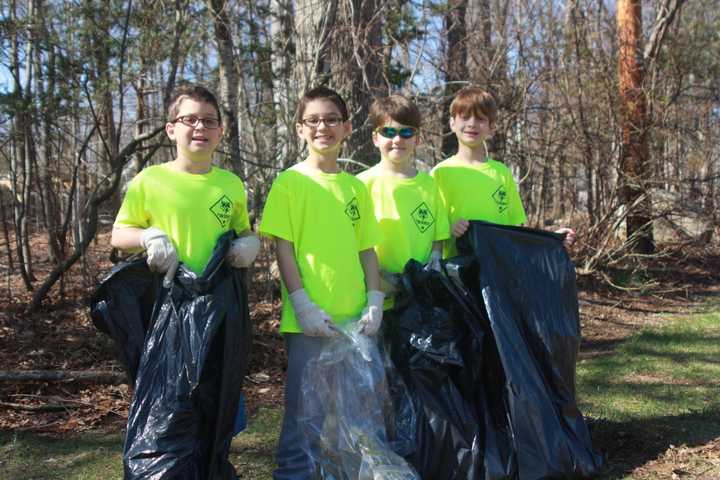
[273,333,330,480]
[233,392,246,435]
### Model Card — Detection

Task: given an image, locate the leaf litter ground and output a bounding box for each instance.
[1,229,719,478]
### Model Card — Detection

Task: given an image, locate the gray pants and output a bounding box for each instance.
[273,333,330,480]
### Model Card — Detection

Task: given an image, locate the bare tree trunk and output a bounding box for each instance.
[441,0,468,158]
[208,0,243,176]
[8,0,35,290]
[271,0,299,174]
[617,0,654,253]
[333,0,385,165]
[0,191,14,274]
[294,0,338,89]
[34,22,64,269]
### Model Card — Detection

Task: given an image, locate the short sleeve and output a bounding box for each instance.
[356,184,381,252]
[430,167,451,223]
[258,175,293,241]
[433,182,451,241]
[114,176,150,229]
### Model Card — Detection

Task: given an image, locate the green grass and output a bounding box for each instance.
[229,406,282,478]
[577,309,720,478]
[0,408,283,479]
[0,431,123,479]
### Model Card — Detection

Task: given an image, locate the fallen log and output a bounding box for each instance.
[0,370,128,384]
[0,400,81,412]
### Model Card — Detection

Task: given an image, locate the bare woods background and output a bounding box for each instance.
[0,0,717,311]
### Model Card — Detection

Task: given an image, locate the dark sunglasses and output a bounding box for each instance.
[375,126,417,139]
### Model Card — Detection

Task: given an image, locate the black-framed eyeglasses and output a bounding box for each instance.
[375,126,417,139]
[173,115,221,129]
[301,116,344,128]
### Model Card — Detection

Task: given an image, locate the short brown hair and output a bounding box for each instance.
[295,86,349,124]
[369,95,421,129]
[167,84,222,123]
[450,87,497,124]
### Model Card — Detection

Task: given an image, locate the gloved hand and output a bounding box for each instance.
[425,250,442,272]
[227,234,260,268]
[358,290,385,336]
[289,289,336,337]
[139,227,178,287]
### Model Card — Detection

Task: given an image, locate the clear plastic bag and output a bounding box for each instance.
[298,325,419,480]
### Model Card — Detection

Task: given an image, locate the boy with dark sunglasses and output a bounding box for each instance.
[431,86,575,257]
[357,95,449,304]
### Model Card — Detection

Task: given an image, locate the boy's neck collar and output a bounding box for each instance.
[377,159,417,178]
[455,144,489,164]
[168,157,213,174]
[304,155,340,174]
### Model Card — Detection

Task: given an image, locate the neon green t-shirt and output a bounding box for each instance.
[114,164,250,274]
[259,163,380,333]
[357,167,450,273]
[431,156,527,257]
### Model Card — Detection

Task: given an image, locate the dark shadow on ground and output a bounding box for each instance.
[588,409,720,479]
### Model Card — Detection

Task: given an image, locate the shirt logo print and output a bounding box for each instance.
[210,195,233,227]
[411,202,435,233]
[344,197,361,224]
[492,186,508,213]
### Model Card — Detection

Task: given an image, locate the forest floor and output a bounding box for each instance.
[0,228,719,479]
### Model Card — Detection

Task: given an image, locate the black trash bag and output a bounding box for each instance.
[385,262,486,480]
[455,221,603,479]
[90,231,251,480]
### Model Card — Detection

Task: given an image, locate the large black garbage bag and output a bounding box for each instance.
[386,262,487,480]
[90,231,251,480]
[455,221,603,479]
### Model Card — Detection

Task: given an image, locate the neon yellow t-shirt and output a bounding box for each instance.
[357,167,449,273]
[114,164,250,274]
[431,156,526,257]
[259,163,380,333]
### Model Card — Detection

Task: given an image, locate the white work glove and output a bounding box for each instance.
[358,290,385,336]
[425,250,442,272]
[227,234,260,268]
[289,289,336,337]
[139,227,179,287]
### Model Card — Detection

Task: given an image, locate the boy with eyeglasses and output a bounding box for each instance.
[357,95,449,304]
[431,86,575,256]
[259,86,382,480]
[110,84,259,475]
[112,83,259,279]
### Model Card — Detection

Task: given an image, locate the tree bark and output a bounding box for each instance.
[208,0,243,176]
[441,0,468,158]
[617,0,654,253]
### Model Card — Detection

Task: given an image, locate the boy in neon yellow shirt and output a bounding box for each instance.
[431,86,575,256]
[110,84,259,476]
[357,95,449,305]
[259,86,383,480]
[112,84,259,277]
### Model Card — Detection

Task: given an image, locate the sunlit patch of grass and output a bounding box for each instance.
[0,431,123,479]
[578,310,720,479]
